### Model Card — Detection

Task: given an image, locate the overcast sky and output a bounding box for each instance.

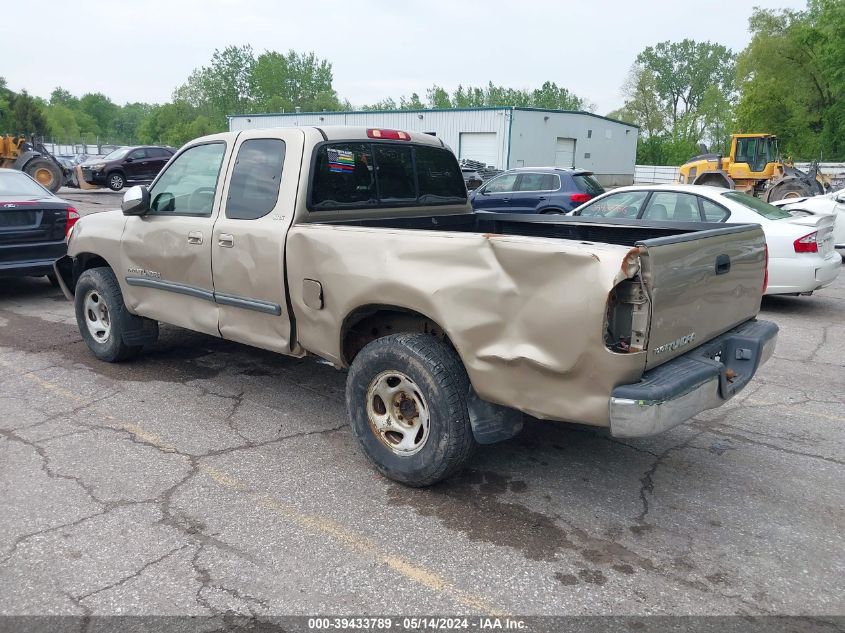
[3,0,807,115]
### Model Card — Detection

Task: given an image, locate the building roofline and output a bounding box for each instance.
[227,106,639,129]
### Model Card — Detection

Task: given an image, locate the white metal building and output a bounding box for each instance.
[228,107,639,186]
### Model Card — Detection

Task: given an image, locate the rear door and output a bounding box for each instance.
[637,224,767,370]
[511,172,556,213]
[211,129,304,353]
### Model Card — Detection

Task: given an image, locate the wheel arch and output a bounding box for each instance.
[692,170,735,189]
[340,304,453,367]
[67,252,117,294]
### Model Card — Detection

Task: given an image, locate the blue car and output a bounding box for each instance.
[469,167,605,214]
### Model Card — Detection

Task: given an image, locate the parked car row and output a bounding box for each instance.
[466,165,842,297]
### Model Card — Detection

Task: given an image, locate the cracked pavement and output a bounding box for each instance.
[1,200,843,618]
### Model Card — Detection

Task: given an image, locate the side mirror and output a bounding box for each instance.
[125,157,134,163]
[122,185,150,216]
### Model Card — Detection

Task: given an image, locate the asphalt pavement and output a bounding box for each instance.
[1,193,843,620]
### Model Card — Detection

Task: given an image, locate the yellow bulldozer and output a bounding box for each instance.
[0,134,66,193]
[678,133,826,202]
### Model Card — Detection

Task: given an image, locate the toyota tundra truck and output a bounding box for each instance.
[54,127,778,486]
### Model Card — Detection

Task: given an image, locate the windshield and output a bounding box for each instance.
[101,148,130,161]
[722,191,792,220]
[0,170,51,197]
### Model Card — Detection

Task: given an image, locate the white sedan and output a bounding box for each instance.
[570,184,841,296]
[770,189,845,260]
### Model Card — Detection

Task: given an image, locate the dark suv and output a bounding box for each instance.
[80,146,175,191]
[469,167,605,214]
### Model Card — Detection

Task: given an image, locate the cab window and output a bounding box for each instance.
[226,139,286,220]
[576,191,649,218]
[148,142,226,216]
[310,142,465,210]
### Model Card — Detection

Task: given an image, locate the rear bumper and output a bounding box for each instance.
[766,253,841,294]
[609,319,778,438]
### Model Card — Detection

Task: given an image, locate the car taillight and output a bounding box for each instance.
[570,193,592,204]
[762,244,768,293]
[367,129,410,140]
[793,231,818,253]
[66,207,80,238]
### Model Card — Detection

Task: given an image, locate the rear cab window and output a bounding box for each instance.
[310,141,465,210]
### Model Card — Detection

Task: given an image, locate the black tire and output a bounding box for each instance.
[540,208,565,215]
[767,180,812,202]
[74,267,142,362]
[346,333,477,487]
[107,171,125,191]
[24,158,63,193]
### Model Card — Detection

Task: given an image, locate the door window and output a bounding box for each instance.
[517,173,557,192]
[148,142,226,216]
[576,191,649,218]
[128,149,148,160]
[700,198,730,222]
[483,173,518,194]
[225,139,286,220]
[641,192,701,221]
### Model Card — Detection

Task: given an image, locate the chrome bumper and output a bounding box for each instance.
[610,320,778,438]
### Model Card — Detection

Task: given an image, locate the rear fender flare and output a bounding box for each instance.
[692,171,735,189]
[13,150,42,170]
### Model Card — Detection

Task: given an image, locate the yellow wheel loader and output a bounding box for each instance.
[678,133,826,202]
[0,135,67,193]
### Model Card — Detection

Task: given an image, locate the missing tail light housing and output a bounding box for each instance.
[793,231,818,253]
[65,207,80,239]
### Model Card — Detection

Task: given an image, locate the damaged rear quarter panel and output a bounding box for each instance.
[286,224,647,428]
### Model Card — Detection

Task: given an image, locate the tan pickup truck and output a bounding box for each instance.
[54,127,778,486]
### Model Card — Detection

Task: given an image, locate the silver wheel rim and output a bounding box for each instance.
[366,370,430,456]
[83,290,111,343]
[111,175,122,188]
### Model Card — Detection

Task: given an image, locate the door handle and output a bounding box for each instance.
[715,254,731,275]
[502,198,510,203]
[187,231,203,245]
[218,233,234,248]
[538,196,547,200]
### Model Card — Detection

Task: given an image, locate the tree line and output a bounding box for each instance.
[1,0,841,163]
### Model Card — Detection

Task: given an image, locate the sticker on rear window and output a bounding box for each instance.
[327,148,355,173]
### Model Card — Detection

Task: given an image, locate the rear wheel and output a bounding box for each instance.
[541,208,565,215]
[74,267,143,362]
[107,172,125,191]
[346,333,477,487]
[24,158,63,193]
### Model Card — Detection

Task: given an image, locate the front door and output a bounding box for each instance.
[124,148,149,182]
[211,129,304,354]
[472,172,518,213]
[120,138,232,336]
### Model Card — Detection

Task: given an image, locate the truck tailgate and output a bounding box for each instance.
[637,224,767,370]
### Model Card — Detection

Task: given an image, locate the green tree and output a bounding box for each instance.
[7,90,49,136]
[736,0,845,159]
[78,93,119,136]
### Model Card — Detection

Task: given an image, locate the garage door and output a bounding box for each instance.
[459,133,498,168]
[554,137,576,169]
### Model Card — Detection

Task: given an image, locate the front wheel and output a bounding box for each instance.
[74,267,143,362]
[346,333,477,486]
[107,172,125,191]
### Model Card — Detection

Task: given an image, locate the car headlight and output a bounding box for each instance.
[91,163,106,170]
